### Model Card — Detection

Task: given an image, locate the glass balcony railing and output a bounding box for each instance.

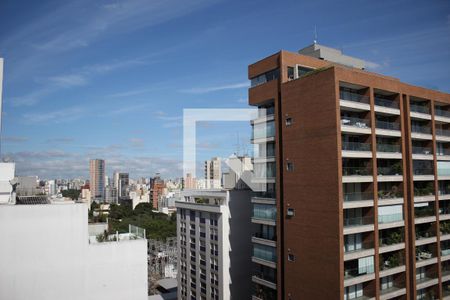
[344,241,374,253]
[253,270,277,285]
[379,233,403,246]
[413,168,434,176]
[375,97,399,109]
[344,216,373,227]
[437,149,450,156]
[342,141,371,152]
[442,248,450,256]
[341,117,370,129]
[378,166,403,176]
[344,265,374,279]
[377,143,401,153]
[340,90,370,104]
[252,191,276,199]
[253,245,277,262]
[343,191,374,202]
[253,204,276,221]
[378,213,403,224]
[440,207,450,215]
[378,190,403,199]
[436,128,450,137]
[438,168,450,176]
[343,167,372,176]
[415,208,435,218]
[435,109,450,118]
[411,126,432,134]
[416,229,435,240]
[412,146,433,155]
[376,120,400,131]
[410,104,430,114]
[253,231,276,242]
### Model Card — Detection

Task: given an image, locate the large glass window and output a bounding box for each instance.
[344,283,363,300]
[250,69,279,87]
[253,121,275,140]
[254,162,276,178]
[344,233,362,252]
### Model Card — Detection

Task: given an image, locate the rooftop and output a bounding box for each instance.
[299,43,366,69]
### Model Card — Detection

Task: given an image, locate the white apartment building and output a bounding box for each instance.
[0,163,148,300]
[176,189,252,300]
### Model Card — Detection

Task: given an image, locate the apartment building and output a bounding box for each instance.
[248,43,450,300]
[176,189,252,300]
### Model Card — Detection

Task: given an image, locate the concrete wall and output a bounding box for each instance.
[0,203,148,300]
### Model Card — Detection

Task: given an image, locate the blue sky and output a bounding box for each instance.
[0,0,449,179]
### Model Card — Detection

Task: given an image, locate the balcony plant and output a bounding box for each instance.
[441,222,450,235]
[384,231,402,245]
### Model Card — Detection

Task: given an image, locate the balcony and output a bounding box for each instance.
[410,103,430,115]
[379,252,404,272]
[435,109,450,119]
[253,244,277,267]
[344,216,374,231]
[378,189,403,206]
[342,141,372,152]
[344,263,375,282]
[341,117,371,134]
[375,97,399,109]
[340,90,370,104]
[437,128,450,137]
[343,167,373,183]
[252,204,276,225]
[412,146,433,158]
[252,265,277,290]
[252,282,277,300]
[379,231,405,254]
[411,125,433,140]
[376,143,401,153]
[252,230,276,247]
[377,164,403,182]
[379,213,403,225]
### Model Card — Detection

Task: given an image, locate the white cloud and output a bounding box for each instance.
[2,136,29,143]
[48,74,88,87]
[180,82,249,94]
[22,107,85,124]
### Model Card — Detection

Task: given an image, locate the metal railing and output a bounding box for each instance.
[375,97,399,109]
[342,141,371,151]
[340,90,370,104]
[376,120,400,131]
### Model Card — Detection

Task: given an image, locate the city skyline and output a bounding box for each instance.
[0,0,449,179]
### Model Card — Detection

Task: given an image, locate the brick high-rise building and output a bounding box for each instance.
[248,43,450,300]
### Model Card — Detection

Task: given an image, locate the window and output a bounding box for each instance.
[285,117,292,126]
[288,253,295,262]
[344,283,363,300]
[344,233,362,252]
[286,161,294,172]
[381,275,393,290]
[298,66,314,77]
[287,208,295,217]
[287,66,294,80]
[250,69,280,87]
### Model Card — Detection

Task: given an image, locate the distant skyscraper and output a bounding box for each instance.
[113,171,120,189]
[89,159,105,201]
[204,157,221,189]
[118,173,129,200]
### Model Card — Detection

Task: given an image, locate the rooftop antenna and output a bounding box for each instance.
[313,25,318,44]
